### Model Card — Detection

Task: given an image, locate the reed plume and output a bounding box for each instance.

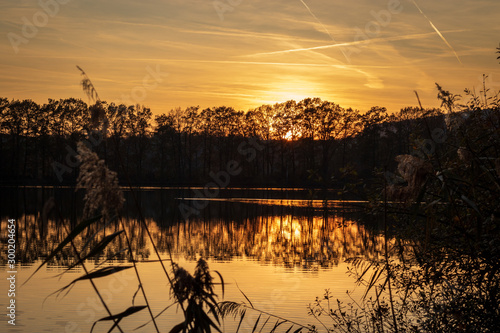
[76,141,124,218]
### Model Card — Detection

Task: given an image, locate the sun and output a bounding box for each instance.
[284,130,293,141]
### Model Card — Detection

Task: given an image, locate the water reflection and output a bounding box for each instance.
[170,214,384,270]
[0,188,389,332]
[0,188,384,270]
[178,197,367,210]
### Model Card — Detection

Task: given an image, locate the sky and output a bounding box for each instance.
[1,0,499,114]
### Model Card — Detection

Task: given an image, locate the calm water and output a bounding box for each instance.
[0,187,384,332]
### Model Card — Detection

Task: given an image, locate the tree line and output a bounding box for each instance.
[0,96,445,188]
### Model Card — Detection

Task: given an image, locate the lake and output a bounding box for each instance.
[0,187,385,332]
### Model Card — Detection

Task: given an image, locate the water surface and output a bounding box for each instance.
[0,187,384,332]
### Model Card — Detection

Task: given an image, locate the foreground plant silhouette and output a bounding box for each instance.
[303,74,500,332]
[26,135,230,332]
[21,68,232,333]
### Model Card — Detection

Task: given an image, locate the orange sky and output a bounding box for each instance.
[1,0,499,114]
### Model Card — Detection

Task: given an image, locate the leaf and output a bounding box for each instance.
[363,266,385,299]
[49,266,133,299]
[22,215,103,286]
[198,306,222,332]
[98,305,147,322]
[236,282,254,308]
[80,215,118,252]
[58,230,124,276]
[74,265,132,282]
[252,314,261,333]
[214,270,225,298]
[90,305,147,333]
[270,320,285,333]
[356,262,373,284]
[205,301,221,326]
[236,309,246,333]
[133,303,175,331]
[259,316,270,332]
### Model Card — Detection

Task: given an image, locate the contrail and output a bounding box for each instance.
[409,0,462,64]
[298,0,332,40]
[298,0,350,62]
[244,30,464,57]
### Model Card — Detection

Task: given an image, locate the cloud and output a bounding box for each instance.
[243,30,466,57]
[408,0,462,64]
[0,0,499,113]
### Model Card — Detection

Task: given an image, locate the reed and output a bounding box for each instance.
[303,55,500,332]
[24,68,227,333]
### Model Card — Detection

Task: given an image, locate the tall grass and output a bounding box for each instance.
[24,70,229,333]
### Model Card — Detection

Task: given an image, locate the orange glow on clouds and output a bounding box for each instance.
[0,0,499,114]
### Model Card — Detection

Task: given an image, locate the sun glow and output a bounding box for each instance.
[256,77,326,106]
[272,90,311,104]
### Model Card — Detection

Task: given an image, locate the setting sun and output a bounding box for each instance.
[255,77,328,107]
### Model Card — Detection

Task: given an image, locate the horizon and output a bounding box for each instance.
[1,0,500,115]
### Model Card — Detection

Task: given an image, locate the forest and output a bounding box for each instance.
[0,95,447,189]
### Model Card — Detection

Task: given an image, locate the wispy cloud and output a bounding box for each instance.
[178,27,325,44]
[244,30,465,57]
[297,0,349,62]
[409,0,462,64]
[1,0,498,113]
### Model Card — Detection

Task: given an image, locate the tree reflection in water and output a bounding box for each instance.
[1,190,385,271]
